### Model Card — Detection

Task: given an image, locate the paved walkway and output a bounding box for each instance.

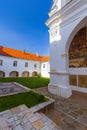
[35,87,87,130]
[69,91,87,106]
[0,104,59,130]
[0,87,87,130]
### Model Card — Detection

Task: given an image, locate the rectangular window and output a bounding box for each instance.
[34,64,37,68]
[0,60,3,66]
[43,64,45,68]
[25,62,28,67]
[13,61,17,67]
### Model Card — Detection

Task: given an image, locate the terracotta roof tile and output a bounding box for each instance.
[0,46,50,62]
[41,56,50,62]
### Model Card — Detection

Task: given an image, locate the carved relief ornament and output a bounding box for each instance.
[49,25,61,43]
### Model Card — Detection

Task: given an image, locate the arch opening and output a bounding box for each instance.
[67,17,87,89]
[69,27,87,68]
[22,71,29,77]
[9,71,19,77]
[66,17,87,54]
[32,71,38,77]
[0,71,5,77]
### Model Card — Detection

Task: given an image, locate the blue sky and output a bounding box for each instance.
[0,0,52,56]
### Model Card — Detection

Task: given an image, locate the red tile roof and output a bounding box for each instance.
[0,46,50,62]
[41,56,50,62]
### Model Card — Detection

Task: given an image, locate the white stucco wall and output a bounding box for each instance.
[41,62,50,77]
[0,55,41,77]
[0,55,50,78]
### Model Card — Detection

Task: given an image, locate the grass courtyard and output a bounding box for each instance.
[0,90,48,112]
[0,77,49,111]
[0,77,49,89]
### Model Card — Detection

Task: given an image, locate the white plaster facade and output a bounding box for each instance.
[0,55,50,78]
[46,0,87,98]
[41,62,50,78]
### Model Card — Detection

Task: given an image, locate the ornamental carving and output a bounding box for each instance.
[50,27,58,38]
[50,26,61,43]
[61,54,67,58]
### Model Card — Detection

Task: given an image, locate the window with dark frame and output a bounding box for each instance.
[34,64,37,68]
[13,61,17,67]
[0,60,3,66]
[43,64,45,68]
[25,62,28,67]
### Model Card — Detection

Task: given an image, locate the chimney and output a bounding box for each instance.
[36,52,39,57]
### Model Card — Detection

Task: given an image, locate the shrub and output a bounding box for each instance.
[37,73,41,78]
[29,90,45,102]
[38,94,45,102]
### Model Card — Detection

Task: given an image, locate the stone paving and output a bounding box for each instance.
[0,104,59,130]
[35,87,87,130]
[0,86,87,130]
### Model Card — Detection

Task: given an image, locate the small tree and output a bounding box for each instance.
[37,73,41,78]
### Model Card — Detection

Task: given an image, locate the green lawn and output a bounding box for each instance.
[0,90,48,112]
[0,77,49,89]
[0,77,49,111]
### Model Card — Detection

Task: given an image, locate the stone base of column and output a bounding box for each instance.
[48,84,72,98]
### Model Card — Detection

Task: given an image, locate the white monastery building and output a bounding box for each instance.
[46,0,87,98]
[0,46,50,78]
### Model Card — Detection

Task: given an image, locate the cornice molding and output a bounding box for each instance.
[46,0,87,28]
[60,8,87,28]
[49,70,69,75]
